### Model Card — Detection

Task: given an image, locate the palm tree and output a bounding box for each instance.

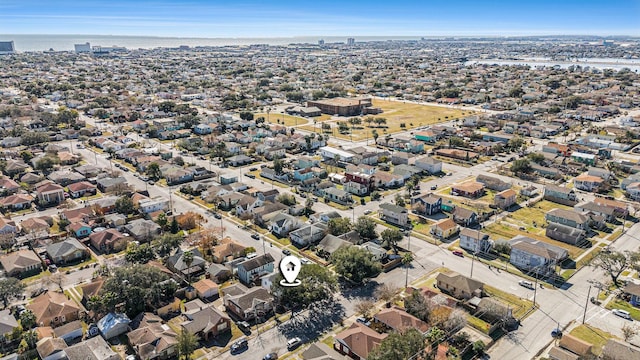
[183,250,194,286]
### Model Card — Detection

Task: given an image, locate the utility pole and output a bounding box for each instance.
[582,285,592,324]
[533,270,539,307]
[470,250,477,278]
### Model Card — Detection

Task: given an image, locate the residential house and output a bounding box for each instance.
[316,235,353,259]
[269,212,301,238]
[97,313,131,340]
[373,170,405,188]
[0,193,34,211]
[411,194,442,216]
[576,202,616,222]
[96,177,128,193]
[28,291,81,327]
[322,187,353,205]
[414,156,443,174]
[495,189,517,209]
[310,211,342,224]
[181,305,230,341]
[138,197,169,214]
[0,309,19,340]
[476,174,511,191]
[459,228,493,253]
[206,263,232,283]
[60,207,94,223]
[544,184,577,205]
[210,237,247,264]
[20,216,51,238]
[89,229,130,253]
[235,195,263,217]
[192,278,219,300]
[359,242,387,261]
[571,152,596,166]
[36,183,65,205]
[167,248,206,279]
[573,174,605,192]
[67,182,97,198]
[601,339,640,360]
[545,223,586,246]
[124,219,161,242]
[48,170,85,186]
[36,337,68,360]
[127,312,177,360]
[80,278,104,306]
[289,223,327,246]
[451,181,485,198]
[393,164,421,180]
[301,343,343,360]
[67,222,91,238]
[391,152,416,165]
[431,218,459,239]
[546,208,590,230]
[223,285,274,321]
[509,236,569,275]
[452,207,479,227]
[63,335,120,360]
[373,306,429,333]
[436,271,484,300]
[414,131,439,142]
[237,254,275,286]
[0,178,21,194]
[0,217,17,241]
[0,249,41,278]
[53,320,83,344]
[334,322,388,360]
[378,203,409,227]
[46,238,89,265]
[344,181,369,195]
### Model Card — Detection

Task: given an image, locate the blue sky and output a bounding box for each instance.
[1,0,639,37]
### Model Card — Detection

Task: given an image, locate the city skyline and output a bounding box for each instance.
[1,0,639,38]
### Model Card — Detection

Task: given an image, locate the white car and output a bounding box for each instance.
[286,337,302,350]
[363,209,372,215]
[612,309,632,320]
[518,280,534,289]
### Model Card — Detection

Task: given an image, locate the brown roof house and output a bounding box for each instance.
[494,189,517,209]
[0,193,34,211]
[223,285,274,321]
[127,312,178,360]
[181,304,231,341]
[36,183,65,206]
[373,306,429,333]
[548,333,593,360]
[89,229,130,253]
[192,278,219,300]
[210,237,247,264]
[0,249,42,278]
[436,271,484,300]
[601,339,640,360]
[334,322,387,360]
[28,291,81,327]
[430,218,459,239]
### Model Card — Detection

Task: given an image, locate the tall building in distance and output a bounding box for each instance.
[346,37,355,46]
[74,42,92,53]
[0,41,15,55]
[318,39,325,46]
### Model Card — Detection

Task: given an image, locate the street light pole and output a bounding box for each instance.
[582,285,592,324]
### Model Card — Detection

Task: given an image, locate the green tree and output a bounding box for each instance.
[178,329,198,360]
[19,150,34,163]
[331,246,381,284]
[473,340,486,356]
[146,162,162,181]
[354,216,377,240]
[19,309,36,330]
[394,194,405,207]
[273,158,284,175]
[156,213,168,230]
[125,243,156,264]
[115,196,136,215]
[276,194,297,206]
[153,233,183,257]
[510,159,532,174]
[328,217,353,236]
[381,228,403,251]
[239,111,254,121]
[35,156,58,173]
[527,153,545,164]
[0,278,25,308]
[509,86,524,98]
[405,289,432,322]
[370,191,381,200]
[272,264,337,308]
[367,328,425,360]
[304,196,314,215]
[170,217,180,234]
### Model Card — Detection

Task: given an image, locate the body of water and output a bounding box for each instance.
[0,34,424,52]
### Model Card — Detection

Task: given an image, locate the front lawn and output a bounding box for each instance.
[569,324,615,356]
[605,299,640,321]
[484,285,534,319]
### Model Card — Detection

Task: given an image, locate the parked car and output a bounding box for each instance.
[356,317,371,326]
[251,234,260,240]
[231,338,249,353]
[430,185,437,190]
[236,321,251,333]
[612,309,632,320]
[363,209,372,215]
[263,353,278,360]
[300,258,311,265]
[49,264,58,272]
[452,250,464,257]
[30,287,48,298]
[286,337,302,351]
[551,328,563,338]
[213,213,222,219]
[282,249,292,256]
[249,167,258,171]
[518,280,534,289]
[245,173,256,179]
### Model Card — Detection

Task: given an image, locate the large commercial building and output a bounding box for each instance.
[74,42,92,53]
[306,97,380,117]
[0,41,15,55]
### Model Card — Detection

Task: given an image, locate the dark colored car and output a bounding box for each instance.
[452,250,464,257]
[230,338,248,353]
[213,213,222,219]
[282,249,292,256]
[251,234,260,240]
[430,185,437,190]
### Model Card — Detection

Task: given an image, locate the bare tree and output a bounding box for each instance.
[355,300,376,319]
[444,308,468,332]
[622,323,639,342]
[374,284,399,306]
[46,273,66,292]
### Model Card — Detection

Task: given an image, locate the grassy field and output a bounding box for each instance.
[484,285,534,319]
[254,113,310,127]
[569,324,615,356]
[483,222,585,259]
[300,99,473,141]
